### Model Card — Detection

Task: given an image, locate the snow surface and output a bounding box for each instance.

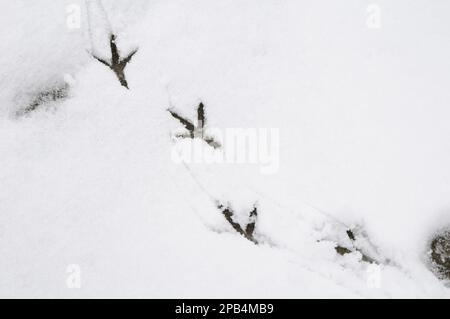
[1,0,450,298]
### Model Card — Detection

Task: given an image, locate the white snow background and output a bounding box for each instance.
[1,0,450,298]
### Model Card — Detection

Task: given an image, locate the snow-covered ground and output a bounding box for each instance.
[1,0,450,298]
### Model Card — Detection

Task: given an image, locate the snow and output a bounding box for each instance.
[1,0,450,298]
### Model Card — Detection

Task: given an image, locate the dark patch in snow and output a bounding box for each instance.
[429,229,450,281]
[346,229,356,241]
[92,34,138,89]
[168,102,221,149]
[335,246,353,256]
[18,83,69,116]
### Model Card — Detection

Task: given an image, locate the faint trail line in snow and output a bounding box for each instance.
[96,0,113,31]
[181,162,216,202]
[85,0,113,56]
[85,0,113,32]
[286,252,369,298]
[251,187,349,230]
[178,161,222,228]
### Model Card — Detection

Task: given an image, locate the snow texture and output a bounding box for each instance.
[1,0,450,298]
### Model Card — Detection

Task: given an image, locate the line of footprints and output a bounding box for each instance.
[90,33,258,244]
[90,35,370,256]
[168,101,259,244]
